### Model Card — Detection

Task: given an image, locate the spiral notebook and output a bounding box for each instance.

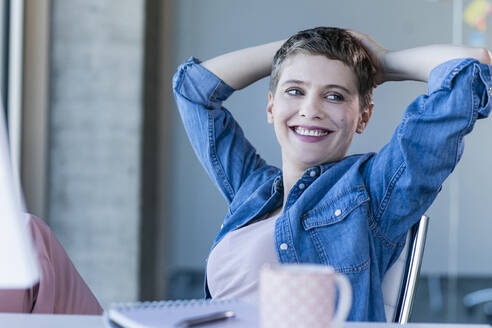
[104,298,258,328]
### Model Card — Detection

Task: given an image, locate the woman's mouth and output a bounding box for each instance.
[290,126,332,143]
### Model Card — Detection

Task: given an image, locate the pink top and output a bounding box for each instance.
[0,215,102,314]
[206,208,282,305]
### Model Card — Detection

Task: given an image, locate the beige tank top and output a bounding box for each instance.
[206,208,282,306]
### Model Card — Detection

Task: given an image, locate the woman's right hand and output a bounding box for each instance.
[347,30,388,87]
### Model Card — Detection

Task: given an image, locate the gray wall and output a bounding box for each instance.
[169,0,492,276]
[48,0,144,308]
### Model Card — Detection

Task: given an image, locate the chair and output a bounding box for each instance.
[463,288,492,324]
[382,215,430,324]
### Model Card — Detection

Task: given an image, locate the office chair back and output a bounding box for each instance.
[381,215,429,324]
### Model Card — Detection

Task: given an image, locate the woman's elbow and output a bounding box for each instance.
[477,48,492,65]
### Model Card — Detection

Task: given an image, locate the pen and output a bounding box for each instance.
[174,310,236,327]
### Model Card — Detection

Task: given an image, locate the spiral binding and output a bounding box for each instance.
[111,298,239,311]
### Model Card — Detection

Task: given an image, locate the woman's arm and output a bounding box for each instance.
[383,45,491,82]
[201,40,284,90]
[349,30,492,83]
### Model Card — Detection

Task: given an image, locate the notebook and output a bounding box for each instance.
[0,105,40,288]
[104,298,258,328]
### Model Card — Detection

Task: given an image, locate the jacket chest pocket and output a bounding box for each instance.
[301,187,371,273]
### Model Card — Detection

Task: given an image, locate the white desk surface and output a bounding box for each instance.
[0,313,490,328]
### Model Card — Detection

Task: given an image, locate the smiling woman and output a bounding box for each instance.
[173,26,491,321]
[267,54,371,179]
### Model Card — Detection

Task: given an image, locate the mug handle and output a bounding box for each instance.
[332,273,352,326]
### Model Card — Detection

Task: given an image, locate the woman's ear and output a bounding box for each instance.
[266,91,274,124]
[356,103,374,134]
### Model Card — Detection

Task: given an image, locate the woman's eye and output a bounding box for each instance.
[286,88,303,96]
[326,93,344,101]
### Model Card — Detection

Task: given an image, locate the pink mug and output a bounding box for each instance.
[259,263,352,328]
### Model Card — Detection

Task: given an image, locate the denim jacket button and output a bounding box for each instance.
[220,224,224,229]
[489,87,492,96]
[299,183,305,190]
[334,209,342,217]
[309,170,317,177]
[280,243,288,250]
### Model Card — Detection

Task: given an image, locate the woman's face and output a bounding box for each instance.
[267,53,372,170]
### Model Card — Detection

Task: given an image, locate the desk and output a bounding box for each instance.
[0,313,489,328]
[0,313,104,327]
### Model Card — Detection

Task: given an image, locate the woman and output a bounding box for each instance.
[173,27,491,321]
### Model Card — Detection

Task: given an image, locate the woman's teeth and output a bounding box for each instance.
[294,127,329,137]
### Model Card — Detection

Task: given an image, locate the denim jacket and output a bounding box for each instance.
[172,56,491,321]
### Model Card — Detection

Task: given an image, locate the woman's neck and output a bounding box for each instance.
[281,160,308,211]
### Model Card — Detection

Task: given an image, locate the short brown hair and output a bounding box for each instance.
[270,27,375,110]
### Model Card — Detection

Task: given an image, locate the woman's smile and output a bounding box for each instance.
[290,125,333,143]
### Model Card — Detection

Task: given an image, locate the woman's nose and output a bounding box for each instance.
[298,97,324,120]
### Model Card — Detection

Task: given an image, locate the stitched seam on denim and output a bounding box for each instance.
[367,208,400,249]
[176,66,186,94]
[176,60,197,95]
[271,173,282,194]
[207,80,222,109]
[275,218,282,261]
[302,195,369,230]
[275,215,299,263]
[286,213,300,263]
[306,185,366,216]
[397,105,419,138]
[478,64,491,94]
[441,59,475,90]
[308,228,369,273]
[308,229,328,263]
[337,258,370,274]
[375,161,406,221]
[478,64,491,113]
[208,112,235,201]
[472,64,482,116]
[452,65,479,167]
[368,216,405,249]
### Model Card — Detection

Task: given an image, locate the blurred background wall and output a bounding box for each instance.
[47,0,144,306]
[21,0,146,307]
[7,0,492,323]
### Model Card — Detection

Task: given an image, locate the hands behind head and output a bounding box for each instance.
[347,30,388,87]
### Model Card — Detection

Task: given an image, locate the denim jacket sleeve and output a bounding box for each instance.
[172,57,267,204]
[365,58,491,246]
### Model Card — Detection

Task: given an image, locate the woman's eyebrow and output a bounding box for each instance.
[322,84,352,94]
[282,79,307,86]
[281,79,352,94]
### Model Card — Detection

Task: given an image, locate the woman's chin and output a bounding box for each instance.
[296,154,343,168]
[297,157,329,168]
